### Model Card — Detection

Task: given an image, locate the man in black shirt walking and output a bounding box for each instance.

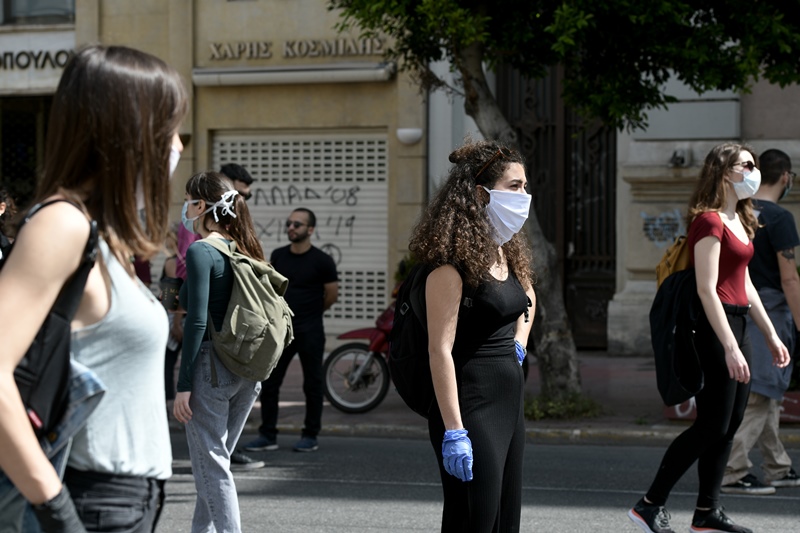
[721,149,800,494]
[245,207,338,452]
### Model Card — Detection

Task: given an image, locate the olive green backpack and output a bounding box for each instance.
[201,238,294,384]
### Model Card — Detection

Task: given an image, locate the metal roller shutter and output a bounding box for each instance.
[212,132,389,335]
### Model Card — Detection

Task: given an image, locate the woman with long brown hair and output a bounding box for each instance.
[172,171,265,533]
[409,138,536,532]
[0,44,187,531]
[628,143,790,533]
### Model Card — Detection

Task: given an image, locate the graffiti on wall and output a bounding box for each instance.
[641,209,685,248]
[247,183,382,267]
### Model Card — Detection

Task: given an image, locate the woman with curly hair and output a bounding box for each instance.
[628,143,790,533]
[409,138,535,532]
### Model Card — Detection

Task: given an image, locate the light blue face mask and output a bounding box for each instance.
[181,200,201,234]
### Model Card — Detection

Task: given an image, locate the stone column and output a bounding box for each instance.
[607,164,697,356]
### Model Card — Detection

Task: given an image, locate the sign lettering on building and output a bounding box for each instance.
[0,30,75,94]
[0,49,73,70]
[209,37,385,61]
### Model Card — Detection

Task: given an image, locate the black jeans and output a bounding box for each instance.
[64,467,164,533]
[258,329,326,439]
[646,305,751,509]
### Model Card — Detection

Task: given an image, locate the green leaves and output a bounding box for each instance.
[330,0,800,131]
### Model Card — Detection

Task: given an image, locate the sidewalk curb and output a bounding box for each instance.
[232,421,800,446]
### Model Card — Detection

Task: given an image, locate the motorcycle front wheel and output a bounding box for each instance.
[323,343,390,414]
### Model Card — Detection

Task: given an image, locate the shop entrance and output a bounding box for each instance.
[0,96,51,209]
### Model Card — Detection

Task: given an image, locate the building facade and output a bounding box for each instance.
[3,1,799,350]
[1,0,428,337]
[609,78,800,355]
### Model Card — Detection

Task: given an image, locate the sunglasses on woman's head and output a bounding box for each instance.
[475,147,513,181]
[731,161,756,172]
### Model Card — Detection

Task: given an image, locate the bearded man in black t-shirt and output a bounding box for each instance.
[244,207,339,453]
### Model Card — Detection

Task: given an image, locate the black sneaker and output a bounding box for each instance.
[720,473,776,495]
[769,468,800,488]
[690,508,752,533]
[230,450,265,471]
[628,498,676,533]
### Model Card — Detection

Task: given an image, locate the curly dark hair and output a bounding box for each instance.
[408,138,534,289]
[686,143,759,239]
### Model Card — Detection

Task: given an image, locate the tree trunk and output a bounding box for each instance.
[456,42,582,400]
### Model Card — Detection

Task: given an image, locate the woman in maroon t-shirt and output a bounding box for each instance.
[629,143,790,533]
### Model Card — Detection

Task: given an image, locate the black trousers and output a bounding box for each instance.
[646,305,751,509]
[428,355,525,533]
[65,467,164,533]
[258,329,326,439]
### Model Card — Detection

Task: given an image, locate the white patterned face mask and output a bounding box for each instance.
[181,190,239,234]
[482,186,531,245]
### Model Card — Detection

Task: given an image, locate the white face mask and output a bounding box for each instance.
[169,147,181,178]
[135,179,145,211]
[732,167,761,200]
[135,148,181,211]
[482,186,531,245]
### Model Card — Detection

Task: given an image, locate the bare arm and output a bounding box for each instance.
[694,236,750,382]
[426,265,463,430]
[0,202,89,504]
[323,281,338,311]
[777,247,800,331]
[746,268,790,368]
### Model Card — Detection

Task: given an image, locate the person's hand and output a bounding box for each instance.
[170,312,184,342]
[724,347,750,383]
[766,334,790,368]
[515,340,526,366]
[32,486,87,533]
[442,429,473,482]
[173,391,192,423]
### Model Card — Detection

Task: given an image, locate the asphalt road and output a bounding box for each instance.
[158,432,800,532]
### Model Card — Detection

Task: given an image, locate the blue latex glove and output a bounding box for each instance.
[442,429,473,482]
[515,340,526,366]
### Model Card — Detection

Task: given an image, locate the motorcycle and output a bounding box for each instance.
[323,287,531,414]
[323,297,395,413]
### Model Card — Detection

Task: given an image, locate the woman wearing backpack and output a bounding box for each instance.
[628,143,791,533]
[172,171,265,533]
[0,45,187,531]
[408,138,536,532]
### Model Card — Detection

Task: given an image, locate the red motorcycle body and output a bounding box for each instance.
[336,301,394,354]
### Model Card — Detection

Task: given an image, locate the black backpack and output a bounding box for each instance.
[649,268,704,406]
[1,200,98,440]
[388,264,475,419]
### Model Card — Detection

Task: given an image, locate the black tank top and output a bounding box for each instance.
[452,272,528,359]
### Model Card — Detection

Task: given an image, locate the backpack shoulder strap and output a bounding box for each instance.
[199,237,235,258]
